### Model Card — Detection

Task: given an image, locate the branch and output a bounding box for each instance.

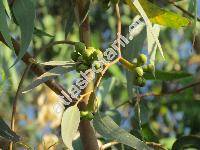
[100,141,119,150]
[113,80,200,109]
[140,80,200,98]
[0,33,76,106]
[34,40,76,57]
[115,3,122,57]
[76,0,99,150]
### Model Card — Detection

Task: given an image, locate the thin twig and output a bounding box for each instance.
[10,64,32,150]
[100,141,119,150]
[34,40,76,57]
[170,2,200,22]
[47,142,59,150]
[16,142,32,150]
[140,80,200,98]
[0,33,76,105]
[88,3,122,106]
[115,3,122,57]
[113,80,200,109]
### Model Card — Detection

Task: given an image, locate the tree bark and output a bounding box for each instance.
[76,0,99,149]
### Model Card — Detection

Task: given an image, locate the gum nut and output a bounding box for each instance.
[75,42,86,53]
[147,64,154,72]
[71,51,80,61]
[137,54,147,66]
[135,67,144,77]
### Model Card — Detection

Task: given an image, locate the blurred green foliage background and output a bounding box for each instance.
[0,0,200,149]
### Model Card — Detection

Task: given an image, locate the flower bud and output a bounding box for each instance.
[135,76,146,87]
[71,51,81,62]
[76,64,89,72]
[147,64,154,72]
[91,49,103,61]
[75,42,86,54]
[137,54,147,66]
[82,47,96,62]
[135,67,144,77]
[80,111,94,120]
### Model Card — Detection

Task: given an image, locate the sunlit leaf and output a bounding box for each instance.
[12,0,35,66]
[126,0,190,28]
[0,118,20,142]
[172,135,200,150]
[61,105,80,149]
[93,112,151,149]
[127,0,164,59]
[0,1,13,49]
[23,66,74,93]
[39,61,77,66]
[144,70,191,81]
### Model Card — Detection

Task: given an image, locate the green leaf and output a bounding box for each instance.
[0,1,13,49]
[126,0,190,28]
[128,0,164,59]
[105,110,121,125]
[65,0,76,38]
[61,106,80,149]
[33,28,54,38]
[144,70,191,81]
[12,0,35,66]
[93,112,151,150]
[39,61,77,66]
[0,118,20,142]
[23,66,74,93]
[172,135,200,150]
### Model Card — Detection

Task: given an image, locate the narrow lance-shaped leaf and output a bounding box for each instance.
[0,118,21,142]
[0,1,13,49]
[34,28,54,38]
[23,66,74,93]
[39,61,78,66]
[148,24,160,76]
[61,105,80,149]
[11,0,35,67]
[93,112,151,150]
[129,0,164,59]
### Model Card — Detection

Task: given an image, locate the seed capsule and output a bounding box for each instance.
[135,76,146,87]
[147,64,154,72]
[75,42,86,54]
[80,111,94,120]
[143,65,148,72]
[137,54,147,66]
[91,49,103,61]
[135,67,144,77]
[76,64,89,72]
[71,51,81,62]
[82,47,96,62]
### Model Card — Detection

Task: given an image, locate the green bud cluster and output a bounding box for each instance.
[71,42,103,72]
[132,54,146,87]
[133,54,154,87]
[80,111,94,120]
